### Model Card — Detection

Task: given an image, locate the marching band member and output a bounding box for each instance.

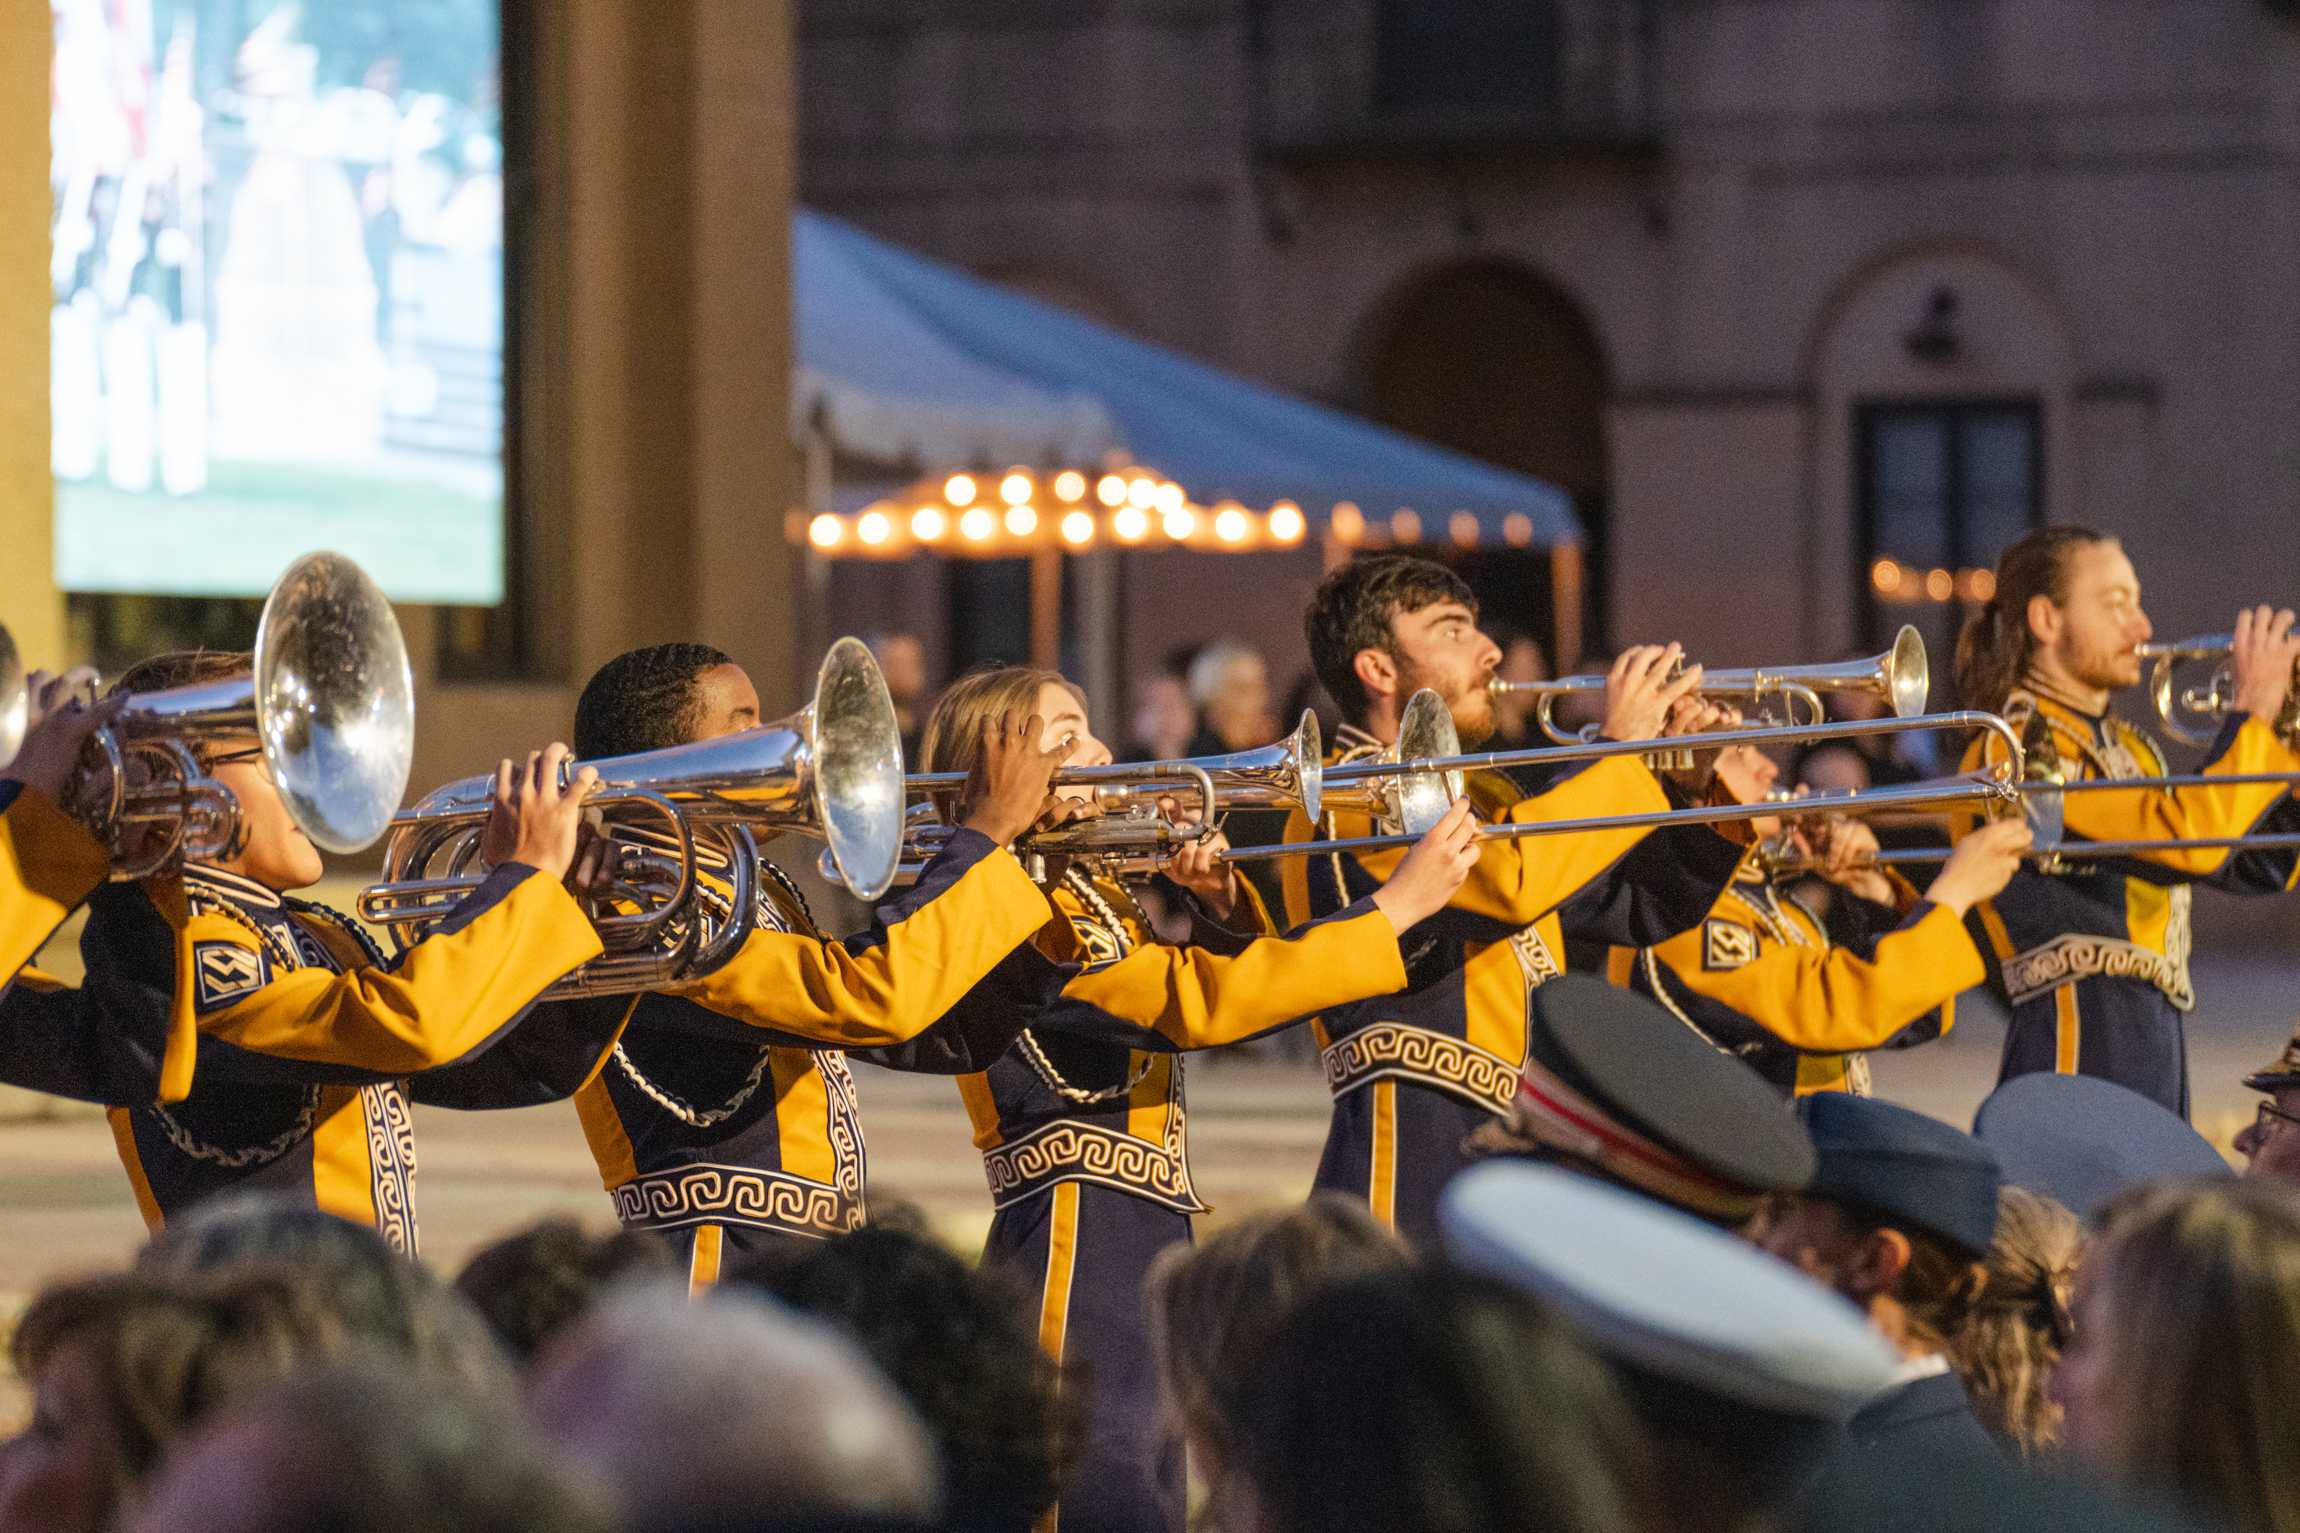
[558,644,1064,1283]
[919,663,1479,1533]
[79,651,619,1254]
[1952,527,2300,1113]
[1285,555,1747,1247]
[1617,743,2031,1095]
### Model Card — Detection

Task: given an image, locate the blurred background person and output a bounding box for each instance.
[868,630,932,763]
[1486,625,1551,752]
[1121,670,1195,765]
[453,1218,676,1367]
[1183,638,1275,757]
[1943,1186,2082,1459]
[2235,1015,2300,1186]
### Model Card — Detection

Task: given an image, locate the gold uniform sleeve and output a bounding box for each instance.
[1647,903,1985,1054]
[173,871,604,1093]
[671,844,1054,1047]
[1060,904,1408,1050]
[0,787,109,980]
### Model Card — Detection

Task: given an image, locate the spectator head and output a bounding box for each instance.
[1127,672,1195,762]
[1149,1197,1408,1523]
[1944,1185,2082,1457]
[1302,554,1498,743]
[1756,1095,2000,1358]
[729,1213,1062,1531]
[573,643,751,759]
[1225,1263,1652,1533]
[1185,639,1273,750]
[866,633,930,710]
[2237,1017,2300,1186]
[452,1219,676,1365]
[138,1196,511,1396]
[526,1286,941,1532]
[117,1361,617,1533]
[2058,1179,2300,1533]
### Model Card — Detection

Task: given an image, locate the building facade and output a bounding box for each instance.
[801,0,2300,701]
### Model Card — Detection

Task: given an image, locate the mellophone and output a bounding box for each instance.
[6,560,2299,993]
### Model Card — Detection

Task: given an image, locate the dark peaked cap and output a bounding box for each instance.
[1799,1092,2001,1261]
[1973,1072,2229,1221]
[1518,975,1815,1220]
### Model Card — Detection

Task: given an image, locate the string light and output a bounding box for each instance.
[1054,471,1088,503]
[912,506,947,542]
[808,513,843,549]
[1214,507,1250,544]
[944,474,977,507]
[1391,509,1422,543]
[1060,510,1096,546]
[1448,511,1479,547]
[857,511,891,546]
[1114,506,1151,542]
[1332,502,1364,545]
[1268,503,1305,543]
[1005,504,1039,537]
[1126,477,1157,510]
[1502,513,1534,548]
[1163,507,1198,541]
[960,507,996,542]
[1000,471,1033,506]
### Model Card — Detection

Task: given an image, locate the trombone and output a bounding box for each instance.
[2140,632,2300,747]
[1493,625,1932,745]
[4,552,415,878]
[851,691,1467,885]
[1217,711,2031,865]
[358,637,905,997]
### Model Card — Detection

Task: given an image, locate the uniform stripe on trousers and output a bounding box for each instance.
[2054,986,2082,1075]
[688,1224,724,1297]
[1370,1080,1398,1229]
[1033,1183,1082,1533]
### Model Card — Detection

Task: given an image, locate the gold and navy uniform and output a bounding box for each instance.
[1281,726,1745,1247]
[1955,688,2300,1113]
[568,826,1053,1280]
[81,860,611,1254]
[966,868,1408,1533]
[1614,853,1983,1096]
[1,781,108,982]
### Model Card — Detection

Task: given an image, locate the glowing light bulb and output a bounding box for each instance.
[1163,508,1198,541]
[1154,482,1185,514]
[1214,507,1250,544]
[1060,510,1096,546]
[1096,474,1127,508]
[1114,506,1151,542]
[1925,567,1955,602]
[1054,470,1087,503]
[1391,509,1422,543]
[945,474,977,507]
[1449,511,1479,547]
[808,514,844,549]
[1502,513,1534,548]
[912,506,948,541]
[857,511,892,546]
[1005,504,1039,536]
[1127,477,1157,510]
[1871,559,1901,594]
[1268,503,1305,543]
[1332,502,1364,544]
[1001,471,1033,506]
[960,507,996,542]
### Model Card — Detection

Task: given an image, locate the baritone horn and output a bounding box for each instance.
[2139,632,2300,748]
[360,637,905,996]
[1494,626,1932,746]
[35,552,415,879]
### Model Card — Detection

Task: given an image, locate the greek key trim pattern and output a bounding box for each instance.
[1321,1023,1518,1117]
[363,1084,420,1257]
[2003,926,2195,1012]
[610,1162,861,1239]
[982,1119,1206,1214]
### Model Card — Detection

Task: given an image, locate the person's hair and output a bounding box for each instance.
[108,649,254,699]
[1953,526,2113,712]
[10,1267,365,1504]
[145,1360,619,1533]
[452,1219,677,1365]
[573,643,735,760]
[1944,1185,2081,1457]
[1819,1199,1990,1353]
[1148,1194,1408,1499]
[1303,555,1477,723]
[1226,1265,1651,1533]
[2074,1179,2300,1532]
[727,1210,1064,1531]
[1185,639,1264,708]
[138,1196,512,1396]
[916,664,1081,778]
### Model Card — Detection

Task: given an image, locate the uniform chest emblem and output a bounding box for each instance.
[1702,919,1759,972]
[192,942,272,1011]
[1068,913,1126,967]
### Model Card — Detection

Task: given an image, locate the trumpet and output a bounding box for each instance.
[7,553,414,878]
[1493,626,1932,746]
[1218,710,2030,865]
[853,692,1468,886]
[359,637,904,997]
[2139,632,2300,748]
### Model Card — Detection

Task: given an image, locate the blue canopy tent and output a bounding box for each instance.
[791,208,1586,666]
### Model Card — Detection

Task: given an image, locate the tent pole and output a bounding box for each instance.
[1551,541,1584,673]
[1030,545,1063,670]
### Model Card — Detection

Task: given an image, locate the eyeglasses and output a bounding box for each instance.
[2255,1100,2300,1140]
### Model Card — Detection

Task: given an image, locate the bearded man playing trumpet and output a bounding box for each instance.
[1615,742,2031,1095]
[1953,525,2300,1114]
[1285,554,1753,1248]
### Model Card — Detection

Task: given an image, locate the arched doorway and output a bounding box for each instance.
[1353,262,1611,657]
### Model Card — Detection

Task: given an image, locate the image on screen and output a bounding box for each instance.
[51,0,504,604]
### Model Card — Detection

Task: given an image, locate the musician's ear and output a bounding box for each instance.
[1353,647,1399,704]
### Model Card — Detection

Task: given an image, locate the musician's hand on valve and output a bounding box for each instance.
[1662,696,1741,738]
[1601,644,1703,743]
[1160,799,1239,922]
[1801,815,1896,905]
[6,668,117,799]
[1924,818,2032,917]
[960,711,1076,848]
[1372,797,1479,934]
[563,824,616,902]
[482,744,598,881]
[2230,605,2300,723]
